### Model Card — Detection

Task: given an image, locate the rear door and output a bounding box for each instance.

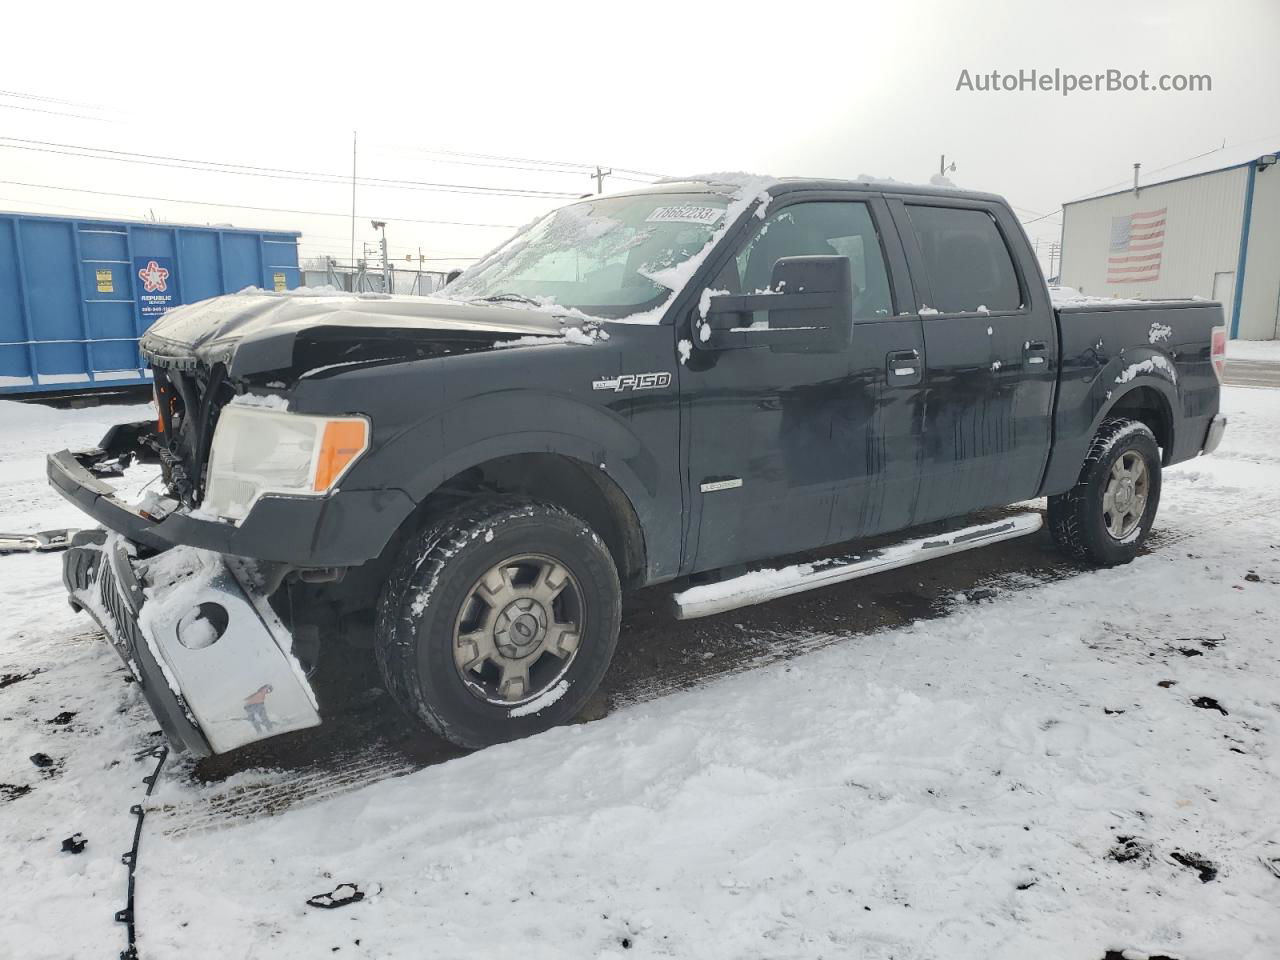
[889,198,1057,522]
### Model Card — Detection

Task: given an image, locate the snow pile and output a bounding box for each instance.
[491,322,610,350]
[2,391,1280,959]
[507,678,570,718]
[228,392,290,411]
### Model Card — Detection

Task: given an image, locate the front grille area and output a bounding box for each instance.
[97,557,146,678]
[157,365,229,507]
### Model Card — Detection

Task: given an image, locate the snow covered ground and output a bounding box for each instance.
[1227,339,1280,363]
[2,391,1279,960]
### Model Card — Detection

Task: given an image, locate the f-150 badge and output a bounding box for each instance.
[592,372,672,392]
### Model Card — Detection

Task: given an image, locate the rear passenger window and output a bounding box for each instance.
[905,205,1023,313]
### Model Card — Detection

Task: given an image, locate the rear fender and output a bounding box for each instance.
[1042,347,1179,495]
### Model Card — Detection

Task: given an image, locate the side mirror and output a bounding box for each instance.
[696,255,853,354]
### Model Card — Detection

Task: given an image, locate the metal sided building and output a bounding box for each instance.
[1,212,301,394]
[1059,150,1280,341]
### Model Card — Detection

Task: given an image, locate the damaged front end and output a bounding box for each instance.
[47,342,334,756]
[47,372,341,755]
[63,531,319,756]
[47,288,554,754]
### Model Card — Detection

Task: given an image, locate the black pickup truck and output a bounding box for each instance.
[49,175,1227,755]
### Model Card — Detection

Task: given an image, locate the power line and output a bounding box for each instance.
[1020,209,1062,226]
[0,137,584,199]
[611,166,669,179]
[0,102,108,122]
[0,179,522,229]
[0,88,101,108]
[384,143,670,180]
[1061,134,1280,205]
[0,193,131,218]
[370,144,661,182]
[1,89,669,184]
[1008,201,1057,218]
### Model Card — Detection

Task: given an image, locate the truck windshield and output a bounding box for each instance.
[444,192,731,320]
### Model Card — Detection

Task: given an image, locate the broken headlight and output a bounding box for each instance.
[202,405,370,522]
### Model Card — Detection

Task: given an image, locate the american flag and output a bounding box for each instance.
[1108,207,1167,284]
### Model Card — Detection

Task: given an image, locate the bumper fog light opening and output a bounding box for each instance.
[175,602,229,650]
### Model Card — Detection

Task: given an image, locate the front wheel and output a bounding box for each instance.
[375,497,622,749]
[1048,418,1162,567]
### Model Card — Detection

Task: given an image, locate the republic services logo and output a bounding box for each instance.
[137,260,170,293]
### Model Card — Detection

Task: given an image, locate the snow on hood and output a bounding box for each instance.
[139,289,594,376]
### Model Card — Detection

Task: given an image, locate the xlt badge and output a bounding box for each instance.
[592,372,672,392]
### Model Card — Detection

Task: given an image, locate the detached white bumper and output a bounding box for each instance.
[63,532,320,756]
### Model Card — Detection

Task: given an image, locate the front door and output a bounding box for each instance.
[890,199,1057,522]
[680,197,926,574]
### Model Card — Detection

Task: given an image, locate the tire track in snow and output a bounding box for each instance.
[129,450,1280,833]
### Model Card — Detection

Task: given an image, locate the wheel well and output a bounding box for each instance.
[1107,386,1174,463]
[418,454,647,587]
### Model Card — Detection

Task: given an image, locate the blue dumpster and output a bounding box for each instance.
[0,212,300,394]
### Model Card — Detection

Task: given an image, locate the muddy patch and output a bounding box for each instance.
[0,670,39,690]
[1,782,33,802]
[1107,836,1152,864]
[1170,850,1219,883]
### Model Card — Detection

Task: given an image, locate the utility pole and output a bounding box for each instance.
[1133,162,1141,197]
[592,166,612,194]
[939,154,957,178]
[350,131,358,275]
[370,220,389,293]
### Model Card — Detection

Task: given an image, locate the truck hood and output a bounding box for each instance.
[139,290,575,379]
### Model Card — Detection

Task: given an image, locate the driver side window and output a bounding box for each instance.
[713,201,893,322]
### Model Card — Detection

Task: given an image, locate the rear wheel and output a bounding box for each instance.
[375,497,621,749]
[1048,418,1162,567]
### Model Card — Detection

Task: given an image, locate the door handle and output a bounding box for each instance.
[1024,340,1049,365]
[886,349,921,385]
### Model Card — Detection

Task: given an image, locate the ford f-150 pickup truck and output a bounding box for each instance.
[48,175,1228,755]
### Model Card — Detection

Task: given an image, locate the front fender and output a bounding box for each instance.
[360,389,675,580]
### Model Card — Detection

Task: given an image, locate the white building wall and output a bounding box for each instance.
[1237,166,1280,341]
[1060,166,1248,307]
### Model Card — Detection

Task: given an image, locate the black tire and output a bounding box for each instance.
[375,497,621,749]
[1048,418,1162,567]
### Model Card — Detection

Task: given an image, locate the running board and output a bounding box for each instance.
[671,512,1044,620]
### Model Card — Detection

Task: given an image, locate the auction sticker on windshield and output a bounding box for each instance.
[646,205,725,225]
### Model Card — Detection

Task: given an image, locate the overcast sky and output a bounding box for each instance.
[3,0,1276,276]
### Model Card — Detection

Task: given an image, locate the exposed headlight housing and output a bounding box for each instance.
[202,405,370,523]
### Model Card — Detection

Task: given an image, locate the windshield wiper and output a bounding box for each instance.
[468,293,544,307]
